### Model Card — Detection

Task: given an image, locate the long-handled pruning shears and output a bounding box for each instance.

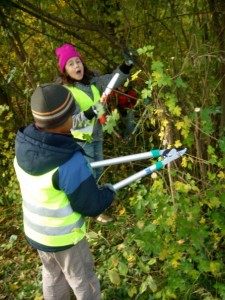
[90,148,187,190]
[99,73,120,125]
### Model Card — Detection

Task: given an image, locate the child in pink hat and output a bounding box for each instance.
[55,43,133,177]
[55,43,133,224]
[56,44,83,73]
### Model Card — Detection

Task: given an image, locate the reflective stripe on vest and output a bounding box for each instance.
[67,85,101,141]
[14,158,86,247]
[23,198,74,218]
[23,213,85,236]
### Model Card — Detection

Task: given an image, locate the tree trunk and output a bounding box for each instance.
[208,0,225,136]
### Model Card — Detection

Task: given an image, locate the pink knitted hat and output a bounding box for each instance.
[55,44,83,73]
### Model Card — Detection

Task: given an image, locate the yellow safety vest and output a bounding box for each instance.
[66,85,101,141]
[14,158,86,247]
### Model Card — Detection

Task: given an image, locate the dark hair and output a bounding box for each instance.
[60,63,95,86]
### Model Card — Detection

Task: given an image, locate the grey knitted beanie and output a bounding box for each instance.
[31,84,75,129]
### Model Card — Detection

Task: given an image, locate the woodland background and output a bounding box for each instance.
[0,1,225,299]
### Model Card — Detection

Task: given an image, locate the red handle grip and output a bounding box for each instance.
[99,114,107,124]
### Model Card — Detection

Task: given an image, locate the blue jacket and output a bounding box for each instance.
[15,125,115,251]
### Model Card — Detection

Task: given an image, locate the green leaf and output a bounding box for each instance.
[103,109,120,134]
[7,67,17,83]
[86,231,99,240]
[172,105,181,116]
[141,88,152,99]
[152,70,172,87]
[118,261,128,276]
[9,235,17,244]
[218,137,225,153]
[175,76,187,89]
[137,45,154,56]
[148,258,157,266]
[146,275,157,293]
[151,60,164,71]
[139,280,148,294]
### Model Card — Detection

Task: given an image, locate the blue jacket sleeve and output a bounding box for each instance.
[52,151,115,217]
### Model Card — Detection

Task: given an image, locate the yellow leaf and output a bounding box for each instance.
[127,254,136,263]
[177,239,185,245]
[174,181,191,193]
[172,105,181,116]
[58,0,66,7]
[137,220,145,229]
[171,252,182,268]
[131,70,142,81]
[118,206,126,216]
[161,119,169,126]
[175,121,184,130]
[154,109,164,116]
[181,128,190,138]
[117,243,125,251]
[210,261,221,276]
[10,282,19,291]
[208,197,221,209]
[200,217,206,224]
[152,217,161,225]
[108,270,121,286]
[151,179,164,191]
[34,294,44,300]
[159,248,170,261]
[181,156,187,168]
[217,171,225,179]
[174,140,182,148]
[128,286,137,297]
[166,214,176,226]
[116,204,127,214]
[151,118,156,126]
[158,131,165,140]
[0,217,6,224]
[152,70,162,81]
[211,232,221,242]
[110,255,119,267]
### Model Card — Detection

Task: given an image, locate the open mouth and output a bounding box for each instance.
[75,69,81,75]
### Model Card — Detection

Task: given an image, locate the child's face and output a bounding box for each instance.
[65,57,84,81]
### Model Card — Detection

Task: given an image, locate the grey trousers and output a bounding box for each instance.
[37,238,101,300]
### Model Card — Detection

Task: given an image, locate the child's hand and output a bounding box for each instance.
[92,102,105,118]
[103,183,117,194]
[123,47,137,66]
